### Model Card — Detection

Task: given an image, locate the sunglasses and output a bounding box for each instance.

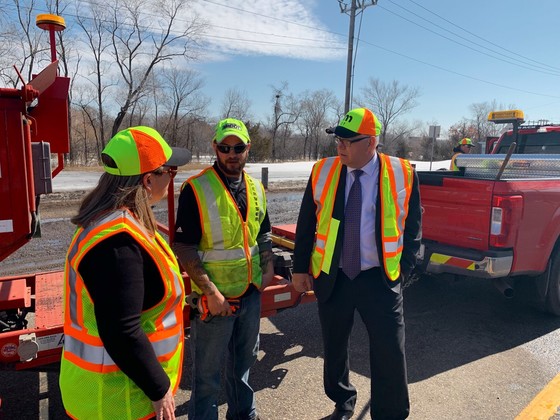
[216,143,248,154]
[153,168,178,179]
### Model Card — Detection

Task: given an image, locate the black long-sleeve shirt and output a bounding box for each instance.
[78,232,170,401]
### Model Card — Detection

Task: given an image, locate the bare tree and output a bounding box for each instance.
[447,100,516,154]
[219,88,252,121]
[358,78,421,148]
[0,0,46,86]
[269,82,300,161]
[75,2,114,148]
[468,100,515,144]
[297,89,338,160]
[107,0,203,136]
[382,119,422,157]
[158,66,208,149]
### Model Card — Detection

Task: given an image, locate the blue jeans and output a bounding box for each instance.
[188,287,261,420]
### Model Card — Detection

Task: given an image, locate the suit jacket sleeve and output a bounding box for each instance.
[400,170,422,277]
[293,174,317,274]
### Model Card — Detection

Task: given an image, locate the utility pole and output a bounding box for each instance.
[338,0,378,113]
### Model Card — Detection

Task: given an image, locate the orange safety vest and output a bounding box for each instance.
[60,209,185,420]
[310,154,413,281]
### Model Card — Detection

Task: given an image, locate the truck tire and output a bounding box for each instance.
[545,246,560,316]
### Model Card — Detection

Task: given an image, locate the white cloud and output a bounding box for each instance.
[189,0,346,61]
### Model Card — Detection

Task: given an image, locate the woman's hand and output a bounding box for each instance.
[152,386,175,420]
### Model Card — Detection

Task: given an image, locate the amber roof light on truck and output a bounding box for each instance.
[488,110,525,124]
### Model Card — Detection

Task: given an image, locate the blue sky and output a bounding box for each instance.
[189,0,560,132]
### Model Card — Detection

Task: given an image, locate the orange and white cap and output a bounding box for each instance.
[326,107,382,138]
[102,126,191,176]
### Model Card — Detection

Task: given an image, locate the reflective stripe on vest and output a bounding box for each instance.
[60,209,185,420]
[310,154,412,281]
[188,168,266,298]
[310,157,342,277]
[199,244,259,262]
[378,154,413,280]
[63,329,181,368]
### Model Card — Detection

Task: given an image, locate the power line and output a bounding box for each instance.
[404,0,560,73]
[357,37,560,99]
[378,2,560,77]
[3,1,559,102]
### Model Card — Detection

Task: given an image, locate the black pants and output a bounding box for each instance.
[317,268,409,420]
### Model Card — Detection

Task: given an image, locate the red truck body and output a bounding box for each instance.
[420,174,560,276]
[418,152,560,315]
[0,15,312,374]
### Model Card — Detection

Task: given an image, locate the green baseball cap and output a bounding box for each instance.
[213,118,250,144]
[102,126,191,176]
[458,137,474,147]
[326,107,382,139]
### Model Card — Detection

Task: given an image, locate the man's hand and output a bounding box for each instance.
[292,273,313,293]
[206,290,233,317]
[152,386,175,420]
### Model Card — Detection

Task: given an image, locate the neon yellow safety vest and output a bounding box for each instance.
[60,209,185,420]
[186,167,266,298]
[450,152,460,171]
[310,154,413,281]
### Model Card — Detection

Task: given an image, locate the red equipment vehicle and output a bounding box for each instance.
[0,14,312,374]
[417,110,560,316]
[486,109,560,154]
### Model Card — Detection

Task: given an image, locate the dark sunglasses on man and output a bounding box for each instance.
[216,143,248,154]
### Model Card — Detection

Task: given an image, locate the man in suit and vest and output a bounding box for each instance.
[292,107,422,420]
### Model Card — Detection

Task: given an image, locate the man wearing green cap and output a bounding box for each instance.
[173,118,274,420]
[292,108,422,420]
[450,137,475,170]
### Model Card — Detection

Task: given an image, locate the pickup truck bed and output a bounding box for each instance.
[417,154,560,315]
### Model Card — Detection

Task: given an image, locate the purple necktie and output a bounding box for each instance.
[342,169,363,280]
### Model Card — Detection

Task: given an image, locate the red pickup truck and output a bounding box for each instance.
[417,153,560,316]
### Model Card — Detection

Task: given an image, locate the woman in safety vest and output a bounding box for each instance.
[59,127,190,420]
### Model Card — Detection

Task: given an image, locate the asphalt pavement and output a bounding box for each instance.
[2,274,560,419]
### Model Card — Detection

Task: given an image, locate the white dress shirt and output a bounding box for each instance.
[345,154,380,270]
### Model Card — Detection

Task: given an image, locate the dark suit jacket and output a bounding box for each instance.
[293,157,422,303]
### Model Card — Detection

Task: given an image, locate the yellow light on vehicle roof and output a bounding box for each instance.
[487,110,525,124]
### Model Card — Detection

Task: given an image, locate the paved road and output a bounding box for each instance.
[2,274,560,419]
[2,164,560,419]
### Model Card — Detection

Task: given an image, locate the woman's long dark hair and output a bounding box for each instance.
[71,172,157,234]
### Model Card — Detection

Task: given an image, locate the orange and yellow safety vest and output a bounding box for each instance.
[309,154,413,281]
[60,209,185,420]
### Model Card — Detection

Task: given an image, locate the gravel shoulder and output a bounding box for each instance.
[0,181,306,277]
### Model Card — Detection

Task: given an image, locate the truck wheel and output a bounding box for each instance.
[545,247,560,316]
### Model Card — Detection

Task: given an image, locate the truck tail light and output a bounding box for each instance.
[490,195,523,248]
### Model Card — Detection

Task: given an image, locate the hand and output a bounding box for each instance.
[206,291,233,317]
[152,387,175,420]
[260,259,275,291]
[292,273,312,293]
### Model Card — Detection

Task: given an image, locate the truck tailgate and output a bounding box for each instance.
[419,174,494,251]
